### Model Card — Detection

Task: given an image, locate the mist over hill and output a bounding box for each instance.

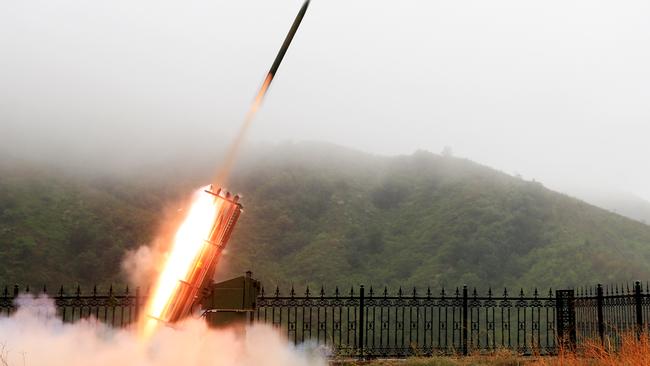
[562,188,650,226]
[2,142,650,292]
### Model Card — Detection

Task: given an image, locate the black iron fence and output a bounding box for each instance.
[574,281,650,350]
[3,281,650,357]
[255,285,558,357]
[0,284,142,328]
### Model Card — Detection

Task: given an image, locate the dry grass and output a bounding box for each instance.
[334,333,650,366]
[535,332,650,366]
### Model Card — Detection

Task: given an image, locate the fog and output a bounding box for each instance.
[1,0,649,201]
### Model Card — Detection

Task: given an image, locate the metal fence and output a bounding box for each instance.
[4,281,650,358]
[574,281,650,350]
[0,284,142,328]
[255,285,558,357]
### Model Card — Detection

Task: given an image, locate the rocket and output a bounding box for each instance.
[213,0,311,186]
[266,0,311,89]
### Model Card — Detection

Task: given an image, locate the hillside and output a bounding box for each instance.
[2,143,650,292]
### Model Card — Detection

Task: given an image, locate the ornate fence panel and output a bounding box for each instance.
[574,281,649,350]
[255,285,557,357]
[255,286,361,356]
[0,285,145,328]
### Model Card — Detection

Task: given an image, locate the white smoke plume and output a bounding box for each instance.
[0,296,327,366]
[121,245,164,289]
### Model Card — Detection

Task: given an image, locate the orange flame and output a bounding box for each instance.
[141,187,221,339]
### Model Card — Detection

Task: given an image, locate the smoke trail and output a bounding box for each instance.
[0,295,326,366]
[213,74,272,186]
[213,0,310,186]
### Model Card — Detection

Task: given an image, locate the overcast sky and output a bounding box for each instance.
[1,0,649,200]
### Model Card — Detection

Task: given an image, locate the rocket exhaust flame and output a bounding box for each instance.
[142,186,242,338]
[141,1,310,339]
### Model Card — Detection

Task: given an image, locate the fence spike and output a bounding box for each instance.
[3,286,7,297]
[369,286,374,297]
[626,283,630,294]
[260,286,265,296]
[42,284,47,294]
[646,281,649,294]
[383,287,388,298]
[335,287,340,298]
[427,286,431,298]
[503,288,508,298]
[274,286,280,297]
[92,285,97,297]
[534,288,538,298]
[320,286,325,298]
[59,286,64,296]
[472,288,477,297]
[125,285,130,295]
[76,285,81,297]
[441,287,446,297]
[455,287,460,297]
[488,287,492,298]
[349,286,354,297]
[398,287,403,298]
[13,284,19,297]
[548,288,552,297]
[290,285,295,298]
[108,284,113,296]
[519,288,524,298]
[412,287,417,297]
[305,286,310,297]
[25,285,30,293]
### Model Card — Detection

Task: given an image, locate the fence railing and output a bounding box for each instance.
[574,281,650,349]
[255,285,558,357]
[3,281,650,357]
[0,284,143,328]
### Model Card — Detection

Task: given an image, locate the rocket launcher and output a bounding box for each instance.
[149,186,242,324]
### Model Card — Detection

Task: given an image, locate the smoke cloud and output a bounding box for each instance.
[0,295,326,366]
[121,245,164,289]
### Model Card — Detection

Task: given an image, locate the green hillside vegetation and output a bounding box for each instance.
[2,143,650,293]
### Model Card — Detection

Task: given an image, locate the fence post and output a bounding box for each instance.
[358,285,365,360]
[634,281,643,340]
[596,284,604,345]
[462,285,468,356]
[555,289,576,351]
